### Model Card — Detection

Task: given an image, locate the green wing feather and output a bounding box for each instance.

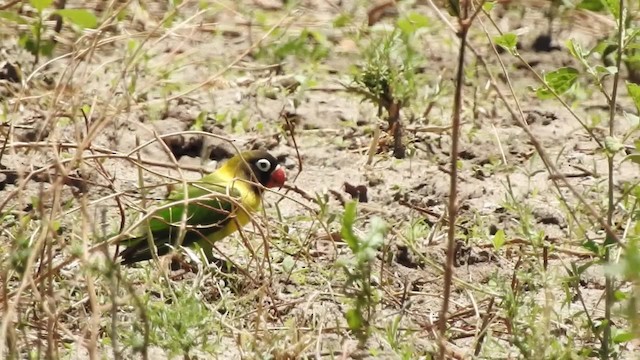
[119,174,241,264]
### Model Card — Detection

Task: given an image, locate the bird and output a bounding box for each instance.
[118,150,286,265]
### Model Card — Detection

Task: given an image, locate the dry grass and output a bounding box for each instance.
[1,0,640,359]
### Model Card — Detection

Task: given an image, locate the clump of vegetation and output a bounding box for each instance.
[254,24,330,74]
[337,201,388,345]
[349,12,429,159]
[144,289,219,358]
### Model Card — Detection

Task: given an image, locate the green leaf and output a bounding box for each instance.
[361,217,387,260]
[613,289,627,301]
[30,196,40,210]
[38,39,56,57]
[492,229,505,250]
[613,331,634,344]
[627,53,640,66]
[494,33,518,56]
[397,12,429,35]
[333,13,352,28]
[595,65,618,75]
[601,0,620,19]
[282,255,295,272]
[482,1,495,12]
[116,8,128,21]
[191,111,207,131]
[622,236,640,279]
[345,308,363,330]
[536,67,579,99]
[22,20,55,57]
[627,82,640,113]
[582,239,599,254]
[341,201,359,252]
[127,39,139,54]
[30,0,54,13]
[0,11,30,25]
[54,9,98,29]
[577,261,594,274]
[622,153,640,164]
[566,39,586,61]
[577,0,605,11]
[604,136,624,155]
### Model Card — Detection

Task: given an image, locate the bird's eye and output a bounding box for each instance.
[255,158,271,172]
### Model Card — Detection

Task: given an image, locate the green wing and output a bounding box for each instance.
[119,175,241,264]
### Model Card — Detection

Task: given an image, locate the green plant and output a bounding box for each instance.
[583,0,640,84]
[348,18,425,159]
[254,27,329,72]
[142,288,219,358]
[488,0,640,356]
[337,201,388,345]
[0,0,97,65]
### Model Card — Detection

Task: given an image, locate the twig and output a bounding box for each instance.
[398,199,444,222]
[603,0,625,356]
[439,2,475,359]
[283,183,317,204]
[280,107,302,182]
[366,127,381,166]
[473,297,495,356]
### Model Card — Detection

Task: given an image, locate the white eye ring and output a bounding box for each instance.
[255,158,271,172]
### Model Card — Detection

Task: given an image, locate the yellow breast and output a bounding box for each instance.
[207,179,262,242]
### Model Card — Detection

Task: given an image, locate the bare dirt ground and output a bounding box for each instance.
[1,0,640,359]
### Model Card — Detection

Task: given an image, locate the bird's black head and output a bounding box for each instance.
[233,150,286,189]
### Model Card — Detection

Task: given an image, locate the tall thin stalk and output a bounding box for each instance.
[603,1,625,357]
[439,1,473,359]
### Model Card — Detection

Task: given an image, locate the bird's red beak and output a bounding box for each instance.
[267,165,286,188]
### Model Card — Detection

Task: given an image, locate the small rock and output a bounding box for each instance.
[532,203,566,228]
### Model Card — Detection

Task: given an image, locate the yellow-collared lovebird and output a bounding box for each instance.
[118,150,286,265]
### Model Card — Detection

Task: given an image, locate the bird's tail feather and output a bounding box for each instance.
[119,236,171,265]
